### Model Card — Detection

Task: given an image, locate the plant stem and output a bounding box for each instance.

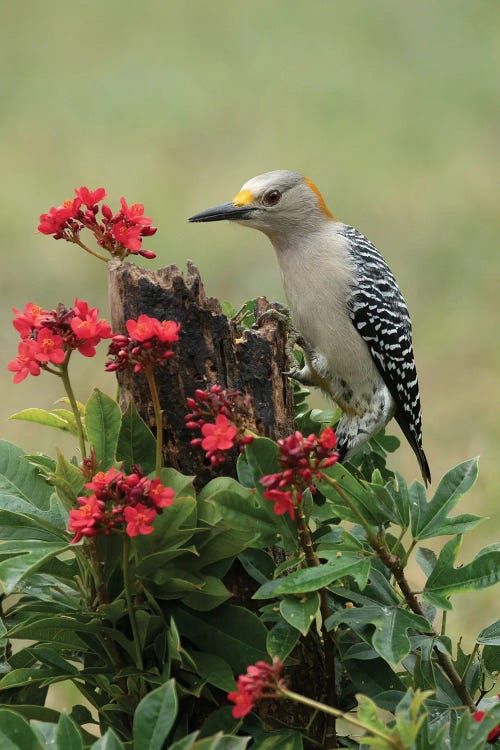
[279,687,401,749]
[72,236,109,263]
[369,533,476,710]
[295,499,338,748]
[144,364,164,477]
[319,471,477,711]
[122,536,144,672]
[60,355,87,460]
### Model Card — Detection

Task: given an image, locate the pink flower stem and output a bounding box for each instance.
[71,236,109,263]
[278,687,402,748]
[59,354,87,460]
[122,535,144,673]
[295,495,338,747]
[144,364,164,477]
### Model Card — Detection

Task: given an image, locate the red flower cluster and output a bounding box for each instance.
[185,384,254,467]
[105,315,181,374]
[38,186,157,260]
[227,657,284,718]
[473,695,500,743]
[260,428,339,520]
[68,466,175,543]
[8,300,112,383]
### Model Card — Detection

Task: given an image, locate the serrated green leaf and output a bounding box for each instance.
[327,603,431,665]
[411,458,481,540]
[266,619,301,661]
[280,592,320,635]
[85,389,121,470]
[116,403,156,474]
[0,709,42,749]
[56,712,83,750]
[424,536,500,609]
[0,440,53,509]
[133,679,178,750]
[254,553,370,597]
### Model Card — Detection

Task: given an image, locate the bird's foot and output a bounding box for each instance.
[255,305,308,375]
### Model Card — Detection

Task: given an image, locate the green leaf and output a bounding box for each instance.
[85,389,122,470]
[254,553,370,597]
[0,492,68,537]
[238,549,275,584]
[133,678,178,750]
[53,450,85,507]
[410,458,481,540]
[116,403,156,474]
[160,467,196,498]
[56,712,83,750]
[477,619,500,646]
[172,605,268,673]
[280,592,320,635]
[327,603,431,665]
[0,709,42,749]
[266,619,301,661]
[317,463,395,526]
[0,539,70,594]
[0,440,53,509]
[90,729,125,750]
[9,408,76,434]
[198,477,295,550]
[191,651,235,692]
[253,733,303,750]
[424,536,500,609]
[182,576,232,611]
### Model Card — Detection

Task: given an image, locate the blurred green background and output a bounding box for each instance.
[1,0,498,671]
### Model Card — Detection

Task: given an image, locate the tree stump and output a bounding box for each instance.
[108,260,295,483]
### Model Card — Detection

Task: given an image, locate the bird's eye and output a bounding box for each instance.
[263,189,282,207]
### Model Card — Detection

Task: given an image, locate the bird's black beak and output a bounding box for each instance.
[188,202,257,223]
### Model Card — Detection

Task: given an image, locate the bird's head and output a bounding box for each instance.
[188,170,335,237]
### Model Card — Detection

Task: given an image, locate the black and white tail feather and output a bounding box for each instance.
[340,226,431,486]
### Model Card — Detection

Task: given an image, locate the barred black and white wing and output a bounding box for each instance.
[340,226,431,485]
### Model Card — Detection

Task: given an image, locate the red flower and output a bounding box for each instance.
[112,220,143,252]
[8,339,41,383]
[124,503,157,537]
[154,319,181,344]
[119,196,153,226]
[12,303,47,338]
[38,199,81,235]
[262,489,296,520]
[74,186,107,207]
[126,315,157,342]
[318,426,337,451]
[106,317,180,374]
[227,658,284,719]
[34,327,65,365]
[68,495,104,543]
[473,696,500,743]
[260,427,339,512]
[201,414,238,452]
[148,479,175,508]
[85,467,122,493]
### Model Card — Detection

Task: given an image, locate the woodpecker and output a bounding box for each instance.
[189,170,431,485]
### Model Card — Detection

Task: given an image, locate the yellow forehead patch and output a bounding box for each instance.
[232,189,254,207]
[303,177,336,220]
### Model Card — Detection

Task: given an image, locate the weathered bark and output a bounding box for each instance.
[108,261,330,746]
[108,260,294,483]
